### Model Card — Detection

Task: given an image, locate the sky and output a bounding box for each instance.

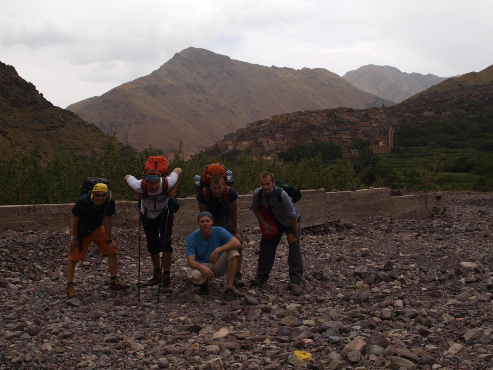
[1,0,492,109]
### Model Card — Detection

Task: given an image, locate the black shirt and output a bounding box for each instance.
[72,194,115,229]
[196,186,238,217]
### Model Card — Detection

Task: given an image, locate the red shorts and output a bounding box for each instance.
[69,226,117,261]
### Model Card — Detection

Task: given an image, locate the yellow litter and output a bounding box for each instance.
[293,350,311,363]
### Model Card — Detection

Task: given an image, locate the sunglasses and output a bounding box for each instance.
[93,193,107,198]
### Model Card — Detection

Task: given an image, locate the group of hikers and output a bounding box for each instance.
[66,157,303,302]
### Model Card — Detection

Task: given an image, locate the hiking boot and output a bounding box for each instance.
[223,288,235,302]
[199,281,209,296]
[161,274,172,293]
[145,270,162,286]
[288,281,301,290]
[250,277,267,286]
[66,284,76,298]
[233,272,245,288]
[110,277,129,291]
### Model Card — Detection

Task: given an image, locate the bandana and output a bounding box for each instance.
[198,211,214,221]
[91,183,108,200]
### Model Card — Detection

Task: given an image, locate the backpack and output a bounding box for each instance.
[258,180,302,204]
[195,163,234,204]
[80,177,109,196]
[141,156,169,198]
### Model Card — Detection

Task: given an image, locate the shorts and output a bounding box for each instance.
[213,214,243,252]
[191,249,239,285]
[69,226,117,261]
[142,210,174,255]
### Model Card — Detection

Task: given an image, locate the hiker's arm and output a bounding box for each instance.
[229,199,242,243]
[124,175,142,200]
[187,255,214,280]
[70,215,80,249]
[287,216,298,244]
[104,216,116,250]
[253,209,274,235]
[209,237,241,264]
[198,202,208,212]
[168,168,182,198]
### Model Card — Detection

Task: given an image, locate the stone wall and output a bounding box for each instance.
[0,188,442,235]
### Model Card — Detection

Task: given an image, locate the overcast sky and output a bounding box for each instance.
[1,0,492,109]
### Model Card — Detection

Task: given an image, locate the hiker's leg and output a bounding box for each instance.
[226,255,238,289]
[108,254,118,277]
[67,260,77,282]
[287,221,303,284]
[160,211,174,272]
[256,229,283,281]
[143,216,161,269]
[150,253,161,269]
[237,249,243,273]
[67,231,90,282]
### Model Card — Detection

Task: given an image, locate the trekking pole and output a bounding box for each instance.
[157,206,170,304]
[138,206,141,303]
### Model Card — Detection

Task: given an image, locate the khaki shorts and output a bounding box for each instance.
[69,226,117,261]
[191,249,239,285]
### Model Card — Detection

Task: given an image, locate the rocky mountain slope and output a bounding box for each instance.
[411,64,493,100]
[343,65,446,103]
[0,62,131,162]
[1,192,493,369]
[67,47,393,154]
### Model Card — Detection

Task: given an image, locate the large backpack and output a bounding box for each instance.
[258,180,302,204]
[195,163,234,204]
[141,156,169,198]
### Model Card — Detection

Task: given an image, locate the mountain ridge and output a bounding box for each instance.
[0,61,131,162]
[343,65,447,103]
[67,47,394,154]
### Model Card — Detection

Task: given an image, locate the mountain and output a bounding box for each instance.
[0,61,131,162]
[67,47,393,154]
[343,65,447,103]
[410,64,493,99]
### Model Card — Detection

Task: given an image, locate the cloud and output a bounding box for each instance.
[1,0,492,107]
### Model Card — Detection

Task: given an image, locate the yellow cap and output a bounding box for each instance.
[91,183,108,200]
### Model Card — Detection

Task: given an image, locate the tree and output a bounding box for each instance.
[352,147,380,186]
[351,137,371,150]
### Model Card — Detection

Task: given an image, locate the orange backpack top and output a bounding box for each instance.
[141,156,169,198]
[201,163,227,185]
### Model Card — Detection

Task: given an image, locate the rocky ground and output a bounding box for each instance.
[1,192,493,370]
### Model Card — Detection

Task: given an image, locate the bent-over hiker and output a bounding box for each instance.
[66,183,128,297]
[197,174,245,287]
[250,171,303,289]
[186,211,241,301]
[125,166,182,292]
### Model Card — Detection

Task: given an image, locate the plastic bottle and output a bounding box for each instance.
[226,169,233,185]
[194,174,201,190]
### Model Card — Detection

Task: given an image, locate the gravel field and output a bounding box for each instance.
[1,191,493,370]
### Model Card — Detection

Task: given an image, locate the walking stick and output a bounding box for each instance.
[138,202,141,303]
[157,206,171,304]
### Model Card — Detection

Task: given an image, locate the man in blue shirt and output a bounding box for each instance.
[186,211,241,301]
[250,171,303,290]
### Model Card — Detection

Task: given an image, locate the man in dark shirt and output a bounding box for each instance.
[66,183,128,297]
[197,174,245,287]
[249,172,303,290]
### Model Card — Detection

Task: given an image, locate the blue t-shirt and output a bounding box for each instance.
[186,227,234,263]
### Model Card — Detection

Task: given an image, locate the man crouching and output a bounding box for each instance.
[186,212,241,301]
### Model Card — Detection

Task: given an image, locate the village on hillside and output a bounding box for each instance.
[195,81,493,161]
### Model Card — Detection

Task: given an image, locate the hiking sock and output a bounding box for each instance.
[67,282,74,286]
[111,276,117,281]
[154,268,162,273]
